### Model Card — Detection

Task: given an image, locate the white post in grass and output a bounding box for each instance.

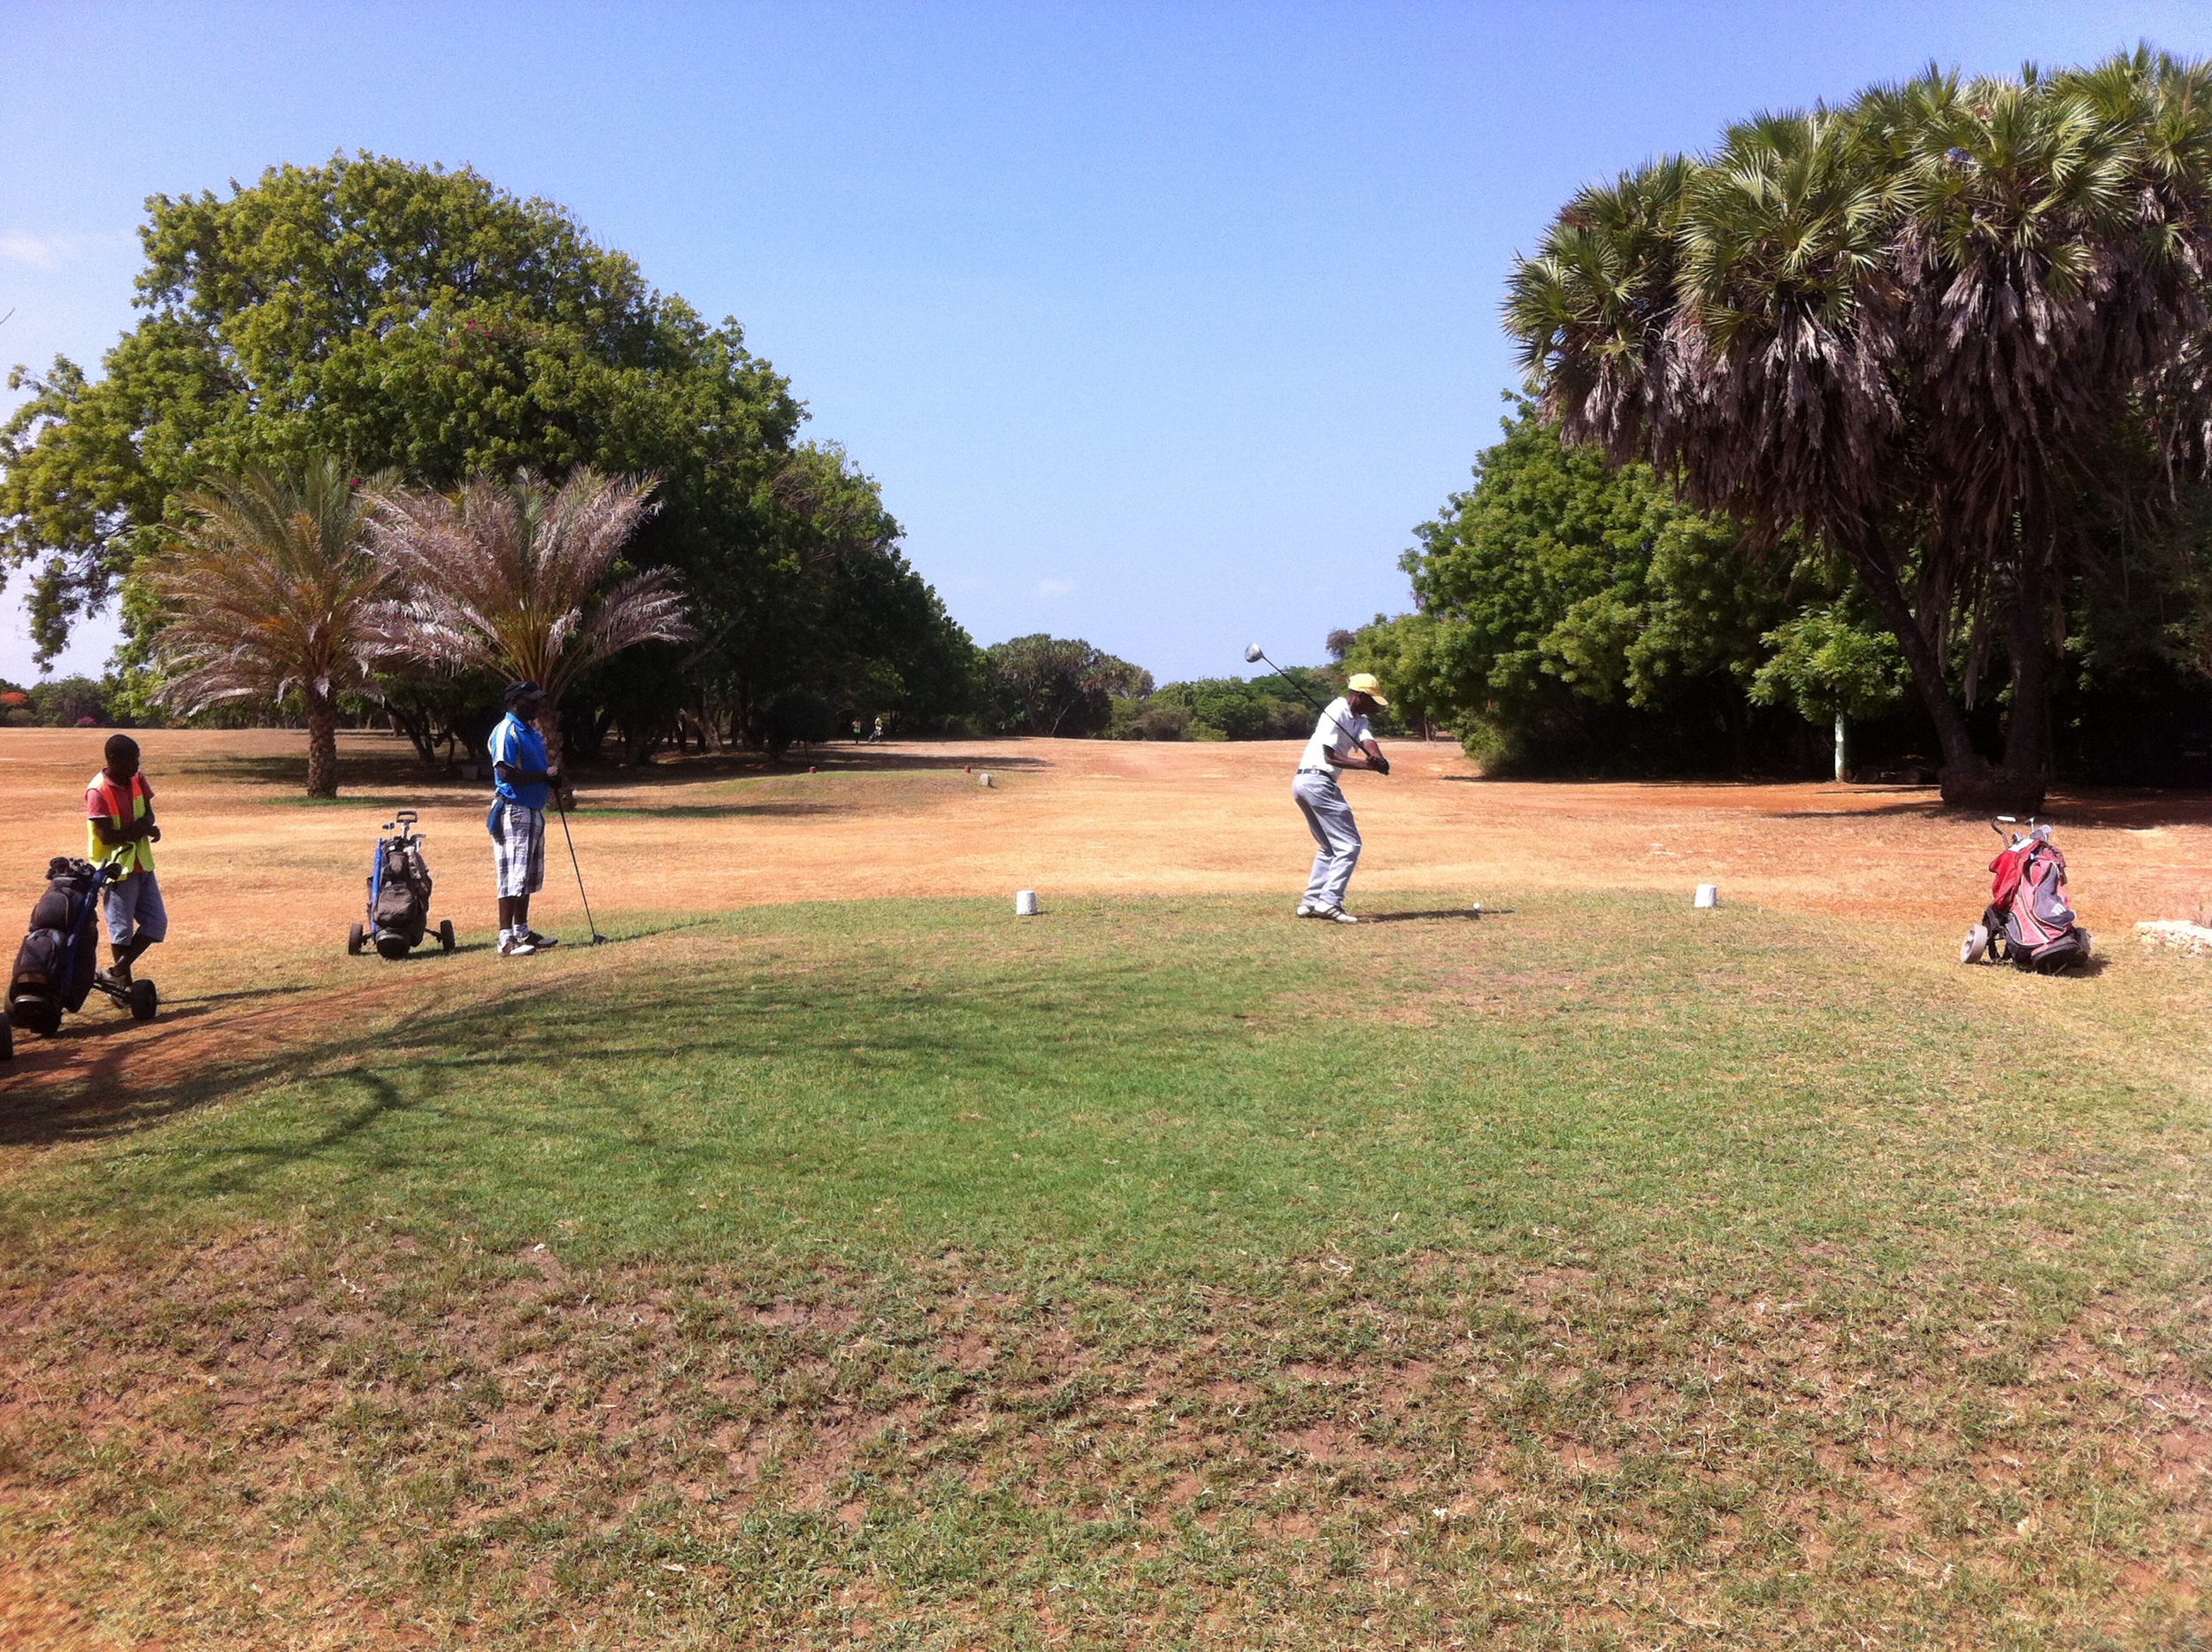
[1833,711,1847,782]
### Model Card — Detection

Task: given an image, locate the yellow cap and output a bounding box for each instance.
[1346,672,1389,707]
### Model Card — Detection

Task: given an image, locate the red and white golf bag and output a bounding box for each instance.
[1962,823,2092,973]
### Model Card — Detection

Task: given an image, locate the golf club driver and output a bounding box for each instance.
[1243,644,1388,776]
[553,787,609,944]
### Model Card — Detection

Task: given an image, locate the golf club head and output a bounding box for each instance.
[1243,643,1265,665]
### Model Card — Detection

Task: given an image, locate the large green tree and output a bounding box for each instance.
[0,152,973,749]
[985,635,1151,737]
[669,441,982,749]
[1381,405,1809,771]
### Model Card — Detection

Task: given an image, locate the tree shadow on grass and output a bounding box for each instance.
[200,746,1055,810]
[0,939,1118,1161]
[610,747,1056,785]
[573,800,849,822]
[1770,791,2212,828]
[262,792,490,811]
[165,985,319,1009]
[180,752,450,790]
[1767,799,1950,821]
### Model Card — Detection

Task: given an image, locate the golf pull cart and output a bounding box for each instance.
[348,810,456,962]
[3,856,158,1061]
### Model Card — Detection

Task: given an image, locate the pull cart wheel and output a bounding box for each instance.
[129,979,157,1023]
[348,922,365,957]
[439,919,456,954]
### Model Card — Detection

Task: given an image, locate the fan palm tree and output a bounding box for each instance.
[366,468,693,771]
[1506,119,1996,795]
[1885,69,2154,783]
[146,458,395,797]
[1502,155,1694,469]
[2086,51,2212,472]
[1508,57,2212,808]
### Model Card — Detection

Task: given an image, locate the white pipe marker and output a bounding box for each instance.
[1694,884,1718,909]
[1015,890,1039,917]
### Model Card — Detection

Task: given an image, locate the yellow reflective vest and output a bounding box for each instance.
[86,769,156,877]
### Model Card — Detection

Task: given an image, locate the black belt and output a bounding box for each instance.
[1295,767,1338,776]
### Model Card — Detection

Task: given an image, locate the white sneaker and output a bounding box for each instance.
[1294,903,1316,918]
[1312,907,1359,925]
[499,934,537,957]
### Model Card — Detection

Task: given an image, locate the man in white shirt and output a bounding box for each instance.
[1292,672,1391,922]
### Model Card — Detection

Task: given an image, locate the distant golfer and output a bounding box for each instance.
[488,680,562,957]
[87,734,165,989]
[1292,672,1391,923]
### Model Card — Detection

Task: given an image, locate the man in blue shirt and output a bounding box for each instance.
[488,680,564,957]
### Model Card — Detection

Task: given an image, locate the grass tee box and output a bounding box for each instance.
[2,890,2208,1648]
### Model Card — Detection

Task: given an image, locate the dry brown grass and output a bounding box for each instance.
[4,1226,2204,1649]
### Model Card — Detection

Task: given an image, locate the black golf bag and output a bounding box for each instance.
[349,811,454,961]
[6,857,108,1040]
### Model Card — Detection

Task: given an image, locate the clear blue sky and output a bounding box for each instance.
[3,1,2206,687]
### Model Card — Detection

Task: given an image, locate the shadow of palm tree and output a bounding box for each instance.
[191,743,1059,802]
[0,928,1088,1158]
[592,747,1057,787]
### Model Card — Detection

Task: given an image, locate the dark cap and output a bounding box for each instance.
[503,680,546,708]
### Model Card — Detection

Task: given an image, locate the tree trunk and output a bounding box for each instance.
[1836,524,2038,808]
[388,699,439,764]
[541,696,566,782]
[1994,548,2050,784]
[306,694,340,798]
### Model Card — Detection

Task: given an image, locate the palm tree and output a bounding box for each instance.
[1886,69,2152,786]
[1505,120,1998,797]
[146,458,395,797]
[367,468,693,771]
[2093,51,2212,473]
[1507,56,2212,809]
[1501,155,1694,471]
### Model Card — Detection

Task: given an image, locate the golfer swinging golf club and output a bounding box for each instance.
[1291,672,1391,922]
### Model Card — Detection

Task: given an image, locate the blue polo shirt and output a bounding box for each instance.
[488,712,550,810]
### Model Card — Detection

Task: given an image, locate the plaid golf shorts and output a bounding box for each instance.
[491,803,546,898]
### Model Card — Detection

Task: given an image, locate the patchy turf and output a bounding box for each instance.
[2,892,2207,1648]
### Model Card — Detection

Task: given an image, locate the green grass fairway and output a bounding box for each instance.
[4,894,2208,1648]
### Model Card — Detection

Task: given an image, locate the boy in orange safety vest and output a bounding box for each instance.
[86,733,167,990]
